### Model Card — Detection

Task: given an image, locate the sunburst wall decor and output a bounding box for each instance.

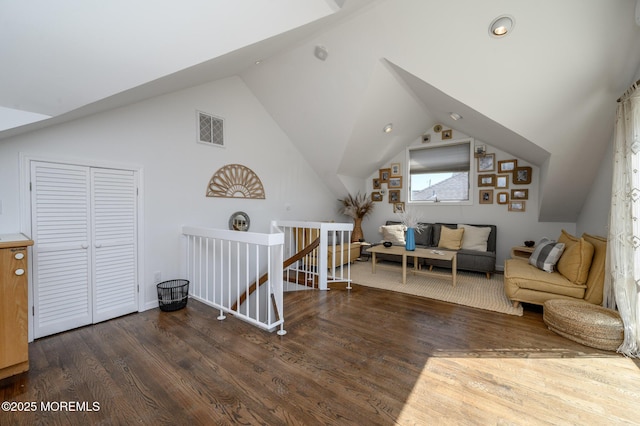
[206,164,265,199]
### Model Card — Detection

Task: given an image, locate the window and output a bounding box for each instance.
[408,141,471,203]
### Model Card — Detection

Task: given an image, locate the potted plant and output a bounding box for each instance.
[339,192,374,242]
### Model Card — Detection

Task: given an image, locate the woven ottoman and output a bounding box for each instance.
[543,299,624,351]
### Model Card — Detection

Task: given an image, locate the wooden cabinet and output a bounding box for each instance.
[0,234,33,380]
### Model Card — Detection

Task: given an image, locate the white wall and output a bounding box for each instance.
[576,137,613,237]
[361,128,576,271]
[0,76,340,307]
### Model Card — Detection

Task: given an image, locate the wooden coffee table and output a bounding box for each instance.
[368,245,457,286]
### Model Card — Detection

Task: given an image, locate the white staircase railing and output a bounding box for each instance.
[182,225,286,335]
[271,221,354,291]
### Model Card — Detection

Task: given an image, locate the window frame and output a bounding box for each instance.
[406,139,474,206]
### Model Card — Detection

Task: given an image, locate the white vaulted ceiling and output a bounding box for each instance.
[2,0,640,222]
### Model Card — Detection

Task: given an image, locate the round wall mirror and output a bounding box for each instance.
[229,211,250,231]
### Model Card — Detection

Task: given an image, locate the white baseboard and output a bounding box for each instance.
[142,300,160,311]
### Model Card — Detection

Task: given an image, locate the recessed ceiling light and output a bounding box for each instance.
[383,123,393,133]
[254,60,263,65]
[489,15,515,38]
[449,112,462,121]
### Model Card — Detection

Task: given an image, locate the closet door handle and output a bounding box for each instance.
[95,244,102,248]
[81,244,89,249]
[15,269,25,276]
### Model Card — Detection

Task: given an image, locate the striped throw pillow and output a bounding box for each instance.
[529,238,565,273]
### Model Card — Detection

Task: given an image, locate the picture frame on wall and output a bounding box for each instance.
[371,192,383,202]
[379,168,391,183]
[372,178,381,189]
[393,202,405,213]
[478,174,495,187]
[497,191,509,204]
[477,153,495,172]
[513,166,532,185]
[511,189,528,200]
[479,189,493,204]
[495,174,510,189]
[474,145,487,157]
[390,163,401,176]
[389,190,400,203]
[442,129,452,139]
[498,159,517,173]
[509,201,526,212]
[388,176,402,188]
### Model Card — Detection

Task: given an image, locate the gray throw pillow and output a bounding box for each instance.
[529,238,565,273]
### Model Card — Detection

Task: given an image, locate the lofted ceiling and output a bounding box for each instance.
[2,0,640,222]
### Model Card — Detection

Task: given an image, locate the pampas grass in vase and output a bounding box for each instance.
[339,192,374,242]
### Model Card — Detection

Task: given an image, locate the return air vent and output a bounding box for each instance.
[197,111,224,147]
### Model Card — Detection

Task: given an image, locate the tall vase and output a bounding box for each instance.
[352,217,364,243]
[405,227,416,251]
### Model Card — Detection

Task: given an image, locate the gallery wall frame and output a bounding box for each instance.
[379,168,391,183]
[498,159,517,173]
[495,174,510,189]
[509,200,526,212]
[478,174,496,187]
[388,176,402,189]
[477,153,495,172]
[480,189,494,204]
[497,191,509,204]
[511,189,529,200]
[513,166,532,185]
[393,202,405,213]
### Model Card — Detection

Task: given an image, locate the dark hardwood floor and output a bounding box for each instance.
[2,282,639,425]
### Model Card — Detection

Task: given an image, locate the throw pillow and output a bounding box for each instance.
[581,233,607,303]
[379,224,406,244]
[556,229,595,285]
[457,224,491,252]
[438,226,465,250]
[529,238,565,273]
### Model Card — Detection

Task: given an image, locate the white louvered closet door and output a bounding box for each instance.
[31,162,139,338]
[91,168,138,323]
[31,162,93,338]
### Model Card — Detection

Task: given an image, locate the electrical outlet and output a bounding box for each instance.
[154,272,162,283]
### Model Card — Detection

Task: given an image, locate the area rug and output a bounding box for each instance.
[349,261,523,316]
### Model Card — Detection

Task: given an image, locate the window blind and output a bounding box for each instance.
[409,143,470,174]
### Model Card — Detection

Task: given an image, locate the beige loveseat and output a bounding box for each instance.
[504,231,606,308]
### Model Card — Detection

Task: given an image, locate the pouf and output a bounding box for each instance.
[543,299,624,351]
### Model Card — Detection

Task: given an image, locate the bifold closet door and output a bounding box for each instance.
[91,168,138,323]
[31,162,93,338]
[31,162,138,338]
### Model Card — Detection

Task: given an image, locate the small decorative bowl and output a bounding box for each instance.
[524,240,535,247]
[383,241,393,248]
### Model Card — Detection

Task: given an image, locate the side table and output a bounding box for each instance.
[511,245,535,259]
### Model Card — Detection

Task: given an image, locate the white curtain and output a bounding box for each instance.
[604,82,640,357]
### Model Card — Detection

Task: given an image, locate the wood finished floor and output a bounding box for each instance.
[2,282,640,425]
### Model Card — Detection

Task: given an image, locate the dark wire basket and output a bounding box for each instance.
[157,279,189,312]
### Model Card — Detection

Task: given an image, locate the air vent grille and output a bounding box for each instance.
[198,111,224,147]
